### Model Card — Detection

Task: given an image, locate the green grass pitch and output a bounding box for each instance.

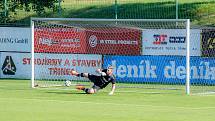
[0,79,215,121]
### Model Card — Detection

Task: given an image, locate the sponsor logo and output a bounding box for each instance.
[153,34,186,45]
[105,56,215,84]
[89,35,98,48]
[0,38,28,44]
[153,34,167,45]
[39,38,59,46]
[1,56,16,75]
[169,36,186,43]
[89,35,138,47]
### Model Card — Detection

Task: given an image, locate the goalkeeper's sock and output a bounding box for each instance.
[84,88,90,93]
[76,73,84,77]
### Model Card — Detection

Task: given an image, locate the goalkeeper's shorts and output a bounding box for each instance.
[88,74,101,84]
[88,74,102,91]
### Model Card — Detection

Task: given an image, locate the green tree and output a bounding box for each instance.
[0,0,58,24]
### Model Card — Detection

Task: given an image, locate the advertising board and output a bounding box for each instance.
[103,55,215,84]
[0,52,102,80]
[202,29,215,57]
[0,27,31,52]
[142,29,201,56]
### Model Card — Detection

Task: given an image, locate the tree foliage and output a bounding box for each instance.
[0,0,59,23]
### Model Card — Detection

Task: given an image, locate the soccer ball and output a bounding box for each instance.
[65,80,72,87]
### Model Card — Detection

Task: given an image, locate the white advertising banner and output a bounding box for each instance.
[0,27,31,52]
[0,52,102,80]
[142,29,201,56]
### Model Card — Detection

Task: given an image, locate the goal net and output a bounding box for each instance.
[31,18,215,95]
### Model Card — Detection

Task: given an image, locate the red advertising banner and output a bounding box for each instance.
[34,27,141,55]
[34,28,87,53]
[85,27,142,55]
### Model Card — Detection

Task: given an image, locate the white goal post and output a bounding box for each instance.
[31,18,202,95]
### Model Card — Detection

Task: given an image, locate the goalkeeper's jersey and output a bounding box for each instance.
[89,69,116,89]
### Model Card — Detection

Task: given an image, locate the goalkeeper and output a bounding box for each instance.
[71,66,116,95]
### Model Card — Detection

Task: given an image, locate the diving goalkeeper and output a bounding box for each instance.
[71,66,116,95]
